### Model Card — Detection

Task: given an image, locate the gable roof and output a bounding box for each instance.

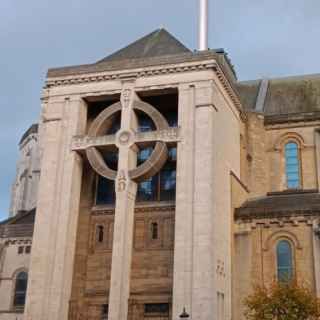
[19,123,38,146]
[237,74,320,122]
[97,28,191,63]
[235,189,320,220]
[0,209,36,238]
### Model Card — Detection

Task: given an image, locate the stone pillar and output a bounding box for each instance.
[173,82,217,320]
[24,96,87,320]
[172,84,196,317]
[312,221,320,297]
[313,129,320,296]
[191,83,216,320]
[314,129,320,189]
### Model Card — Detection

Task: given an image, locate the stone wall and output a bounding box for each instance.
[9,128,40,218]
[70,190,175,320]
[246,114,319,197]
[233,218,316,320]
[0,238,32,320]
[232,114,320,320]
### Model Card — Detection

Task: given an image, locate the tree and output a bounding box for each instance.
[244,280,320,320]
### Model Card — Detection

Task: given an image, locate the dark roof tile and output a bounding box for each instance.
[235,189,320,220]
[0,209,36,238]
[97,28,191,63]
[19,123,38,145]
[237,74,320,121]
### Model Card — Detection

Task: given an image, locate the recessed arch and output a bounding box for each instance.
[11,268,28,309]
[277,239,294,282]
[284,141,301,188]
[263,230,302,251]
[274,132,305,151]
[12,267,28,279]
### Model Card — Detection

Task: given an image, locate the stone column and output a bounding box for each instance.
[312,221,320,297]
[314,129,320,189]
[173,82,216,320]
[313,129,320,296]
[191,83,216,320]
[172,84,196,317]
[24,96,87,320]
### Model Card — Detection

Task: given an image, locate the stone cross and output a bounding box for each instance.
[72,88,180,320]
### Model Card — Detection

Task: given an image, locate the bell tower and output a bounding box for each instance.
[24,28,243,320]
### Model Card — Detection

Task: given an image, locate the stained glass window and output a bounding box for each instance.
[285,142,300,189]
[277,240,293,282]
[96,177,115,205]
[137,147,176,202]
[137,176,158,201]
[96,146,176,204]
[138,114,155,132]
[13,272,28,308]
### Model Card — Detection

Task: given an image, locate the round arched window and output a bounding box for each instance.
[277,240,293,282]
[285,142,301,189]
[13,271,28,308]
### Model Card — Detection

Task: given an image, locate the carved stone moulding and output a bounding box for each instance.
[91,204,175,216]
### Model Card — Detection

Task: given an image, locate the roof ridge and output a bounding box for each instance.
[239,72,320,84]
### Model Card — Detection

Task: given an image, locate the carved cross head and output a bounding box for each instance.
[72,90,180,192]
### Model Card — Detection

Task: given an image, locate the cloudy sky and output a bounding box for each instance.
[1,0,320,220]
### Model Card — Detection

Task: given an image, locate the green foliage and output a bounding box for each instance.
[244,280,320,320]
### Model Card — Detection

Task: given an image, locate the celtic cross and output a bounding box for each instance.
[71,88,180,320]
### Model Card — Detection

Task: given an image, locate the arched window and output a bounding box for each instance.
[285,142,301,189]
[97,225,104,243]
[151,222,159,240]
[13,271,28,308]
[277,240,294,282]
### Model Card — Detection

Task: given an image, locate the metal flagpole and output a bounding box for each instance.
[199,0,208,50]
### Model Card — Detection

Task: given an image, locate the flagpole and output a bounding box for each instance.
[199,0,208,50]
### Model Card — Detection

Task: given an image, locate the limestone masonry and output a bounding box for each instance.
[1,28,320,320]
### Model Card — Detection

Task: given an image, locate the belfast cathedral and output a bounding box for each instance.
[1,26,320,320]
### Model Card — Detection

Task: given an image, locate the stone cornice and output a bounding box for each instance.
[91,203,175,215]
[45,59,245,120]
[264,111,320,126]
[214,64,246,121]
[46,60,216,88]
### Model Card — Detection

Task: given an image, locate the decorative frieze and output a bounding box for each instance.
[235,216,315,231]
[45,61,245,120]
[5,238,32,246]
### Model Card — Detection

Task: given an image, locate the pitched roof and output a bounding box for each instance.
[235,189,320,220]
[19,123,38,145]
[97,29,191,63]
[0,209,36,238]
[237,74,320,123]
[47,28,237,86]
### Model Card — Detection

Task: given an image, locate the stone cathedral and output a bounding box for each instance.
[1,28,320,320]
